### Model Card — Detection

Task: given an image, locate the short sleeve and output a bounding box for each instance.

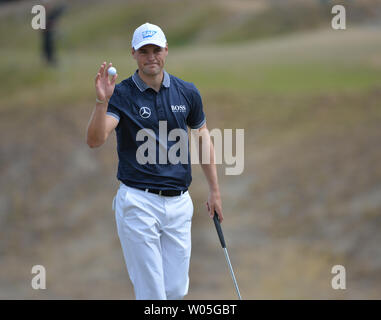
[107,86,122,121]
[187,85,206,129]
[107,104,120,121]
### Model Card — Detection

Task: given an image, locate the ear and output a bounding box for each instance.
[131,48,136,59]
[164,44,168,56]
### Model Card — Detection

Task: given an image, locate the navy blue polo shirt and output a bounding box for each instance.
[106,70,206,191]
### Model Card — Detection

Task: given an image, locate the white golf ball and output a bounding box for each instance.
[108,67,117,76]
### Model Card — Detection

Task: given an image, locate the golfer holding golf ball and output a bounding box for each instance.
[108,66,117,76]
[87,22,223,300]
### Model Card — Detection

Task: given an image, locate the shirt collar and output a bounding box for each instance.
[132,69,170,92]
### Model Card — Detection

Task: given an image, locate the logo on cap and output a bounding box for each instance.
[142,30,157,39]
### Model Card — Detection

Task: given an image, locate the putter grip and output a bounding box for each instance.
[213,211,226,248]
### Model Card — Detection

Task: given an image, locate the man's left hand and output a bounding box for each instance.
[206,190,223,222]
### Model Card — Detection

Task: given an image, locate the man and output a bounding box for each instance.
[41,0,66,66]
[86,22,223,300]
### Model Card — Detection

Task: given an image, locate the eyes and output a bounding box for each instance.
[138,47,163,55]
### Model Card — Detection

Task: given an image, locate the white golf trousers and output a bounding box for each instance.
[114,183,193,300]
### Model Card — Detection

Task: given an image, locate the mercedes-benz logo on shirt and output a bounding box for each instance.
[139,107,151,119]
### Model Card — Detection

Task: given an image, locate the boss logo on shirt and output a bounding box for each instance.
[139,106,151,118]
[171,105,186,112]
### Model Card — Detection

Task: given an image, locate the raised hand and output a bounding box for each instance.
[95,61,118,102]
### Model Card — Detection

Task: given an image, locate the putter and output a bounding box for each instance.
[213,211,242,300]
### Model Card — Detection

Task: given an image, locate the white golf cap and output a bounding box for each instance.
[132,22,167,50]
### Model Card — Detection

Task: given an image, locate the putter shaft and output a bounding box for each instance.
[223,248,242,300]
[213,212,242,300]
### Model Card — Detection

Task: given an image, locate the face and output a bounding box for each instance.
[132,44,168,76]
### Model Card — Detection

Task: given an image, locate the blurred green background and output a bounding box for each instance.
[1,0,381,299]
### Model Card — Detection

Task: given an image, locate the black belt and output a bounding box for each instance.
[137,187,187,197]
